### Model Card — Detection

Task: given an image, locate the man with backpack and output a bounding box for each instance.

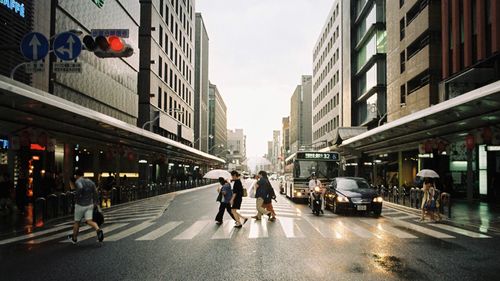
[68,169,104,244]
[252,171,272,220]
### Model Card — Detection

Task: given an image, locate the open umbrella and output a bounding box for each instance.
[416,169,439,178]
[203,169,231,180]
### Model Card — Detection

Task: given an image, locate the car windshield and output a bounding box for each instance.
[294,160,338,179]
[336,178,370,191]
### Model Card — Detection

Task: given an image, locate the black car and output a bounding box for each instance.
[325,177,383,216]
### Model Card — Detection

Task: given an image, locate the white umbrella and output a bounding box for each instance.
[416,169,440,178]
[203,169,231,180]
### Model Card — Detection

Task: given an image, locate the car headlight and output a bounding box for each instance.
[296,191,302,197]
[337,195,349,202]
[314,186,320,192]
[373,196,383,203]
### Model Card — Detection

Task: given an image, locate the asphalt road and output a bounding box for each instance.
[0,181,499,281]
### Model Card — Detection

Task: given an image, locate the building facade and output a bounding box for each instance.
[272,130,281,172]
[194,12,210,152]
[227,129,246,171]
[281,117,290,157]
[386,0,441,122]
[208,83,227,158]
[289,75,313,154]
[139,0,195,146]
[312,1,342,148]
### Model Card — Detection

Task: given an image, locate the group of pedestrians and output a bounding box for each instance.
[215,170,277,227]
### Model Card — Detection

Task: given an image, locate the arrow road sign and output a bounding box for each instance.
[53,32,82,61]
[20,32,49,61]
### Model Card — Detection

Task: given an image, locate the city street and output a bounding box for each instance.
[0,182,498,281]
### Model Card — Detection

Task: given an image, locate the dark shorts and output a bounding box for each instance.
[231,198,242,209]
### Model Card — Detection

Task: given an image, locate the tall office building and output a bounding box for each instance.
[194,13,210,152]
[281,117,290,158]
[208,83,227,157]
[386,0,441,122]
[272,130,281,171]
[312,1,342,147]
[139,0,196,146]
[227,129,246,171]
[289,75,313,153]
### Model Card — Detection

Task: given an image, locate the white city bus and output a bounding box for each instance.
[283,151,340,202]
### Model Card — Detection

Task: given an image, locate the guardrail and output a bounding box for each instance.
[30,179,213,226]
[376,185,452,219]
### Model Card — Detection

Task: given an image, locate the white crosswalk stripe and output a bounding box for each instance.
[249,219,268,238]
[278,217,305,238]
[360,219,418,239]
[106,221,155,241]
[60,223,129,243]
[136,221,183,241]
[173,220,211,240]
[25,226,91,244]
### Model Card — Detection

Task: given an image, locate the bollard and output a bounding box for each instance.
[393,186,398,204]
[58,193,67,215]
[409,188,415,208]
[111,187,118,205]
[440,192,451,219]
[46,194,59,219]
[33,197,46,226]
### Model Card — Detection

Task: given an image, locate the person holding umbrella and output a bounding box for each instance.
[417,169,441,222]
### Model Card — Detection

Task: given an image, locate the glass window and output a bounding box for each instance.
[336,178,370,190]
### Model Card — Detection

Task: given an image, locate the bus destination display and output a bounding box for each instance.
[297,152,339,161]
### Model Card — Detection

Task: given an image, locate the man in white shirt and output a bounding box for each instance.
[308,173,324,213]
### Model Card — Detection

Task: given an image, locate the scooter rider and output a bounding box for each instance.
[308,173,324,214]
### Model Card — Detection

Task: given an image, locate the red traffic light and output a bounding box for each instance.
[108,36,124,52]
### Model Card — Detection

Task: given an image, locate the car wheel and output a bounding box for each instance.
[333,201,339,214]
[373,210,381,217]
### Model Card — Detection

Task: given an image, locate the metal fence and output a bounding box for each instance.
[376,185,452,218]
[31,179,213,226]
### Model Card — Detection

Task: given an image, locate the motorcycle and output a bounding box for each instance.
[310,186,323,216]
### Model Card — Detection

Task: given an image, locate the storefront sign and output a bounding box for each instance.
[1,0,25,18]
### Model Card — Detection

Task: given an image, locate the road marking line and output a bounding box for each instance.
[105,207,164,214]
[360,219,418,238]
[302,217,342,239]
[278,217,305,238]
[105,217,158,223]
[25,226,91,244]
[136,221,183,241]
[60,223,128,243]
[104,214,159,220]
[211,221,236,239]
[106,221,155,241]
[0,225,71,245]
[340,221,376,238]
[173,220,210,240]
[423,223,491,238]
[249,219,268,238]
[392,220,455,239]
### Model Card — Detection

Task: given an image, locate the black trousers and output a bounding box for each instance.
[215,202,235,222]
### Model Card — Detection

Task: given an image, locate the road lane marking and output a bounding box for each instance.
[105,206,165,214]
[106,221,155,241]
[60,223,128,243]
[340,220,376,238]
[360,219,418,238]
[302,217,343,239]
[249,219,268,238]
[423,223,491,238]
[278,217,305,238]
[211,221,236,239]
[173,220,210,240]
[105,217,159,224]
[136,221,183,241]
[25,226,91,244]
[0,225,71,245]
[104,214,159,220]
[391,220,455,239]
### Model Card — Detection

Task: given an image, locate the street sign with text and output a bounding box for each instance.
[24,62,45,73]
[53,62,82,73]
[53,32,82,61]
[91,29,129,38]
[20,32,49,61]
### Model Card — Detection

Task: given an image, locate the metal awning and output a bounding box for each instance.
[340,81,500,156]
[0,75,225,165]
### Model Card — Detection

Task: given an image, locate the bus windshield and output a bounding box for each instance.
[294,160,338,179]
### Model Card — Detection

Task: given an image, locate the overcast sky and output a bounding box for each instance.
[196,0,334,157]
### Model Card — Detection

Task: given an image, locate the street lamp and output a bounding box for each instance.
[192,134,213,146]
[141,108,184,130]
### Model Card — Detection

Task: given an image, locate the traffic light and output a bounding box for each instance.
[82,35,133,58]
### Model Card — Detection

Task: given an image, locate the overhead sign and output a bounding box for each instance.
[91,29,129,38]
[1,0,25,18]
[20,32,49,61]
[25,62,45,73]
[53,32,82,61]
[297,152,339,161]
[53,62,82,73]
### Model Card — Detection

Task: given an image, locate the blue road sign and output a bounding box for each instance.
[53,32,82,61]
[20,32,49,61]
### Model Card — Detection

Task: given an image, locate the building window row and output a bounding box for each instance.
[314,47,339,92]
[314,92,340,124]
[313,28,339,79]
[314,70,339,108]
[400,31,430,74]
[313,115,339,140]
[400,0,429,41]
[157,86,192,128]
[158,55,192,107]
[314,3,340,60]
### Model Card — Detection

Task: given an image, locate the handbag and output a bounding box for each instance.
[92,205,104,226]
[216,191,222,202]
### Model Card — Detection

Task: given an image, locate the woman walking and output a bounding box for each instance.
[215,177,235,225]
[420,178,441,222]
[230,171,248,228]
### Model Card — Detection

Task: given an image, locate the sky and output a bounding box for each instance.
[196,0,334,157]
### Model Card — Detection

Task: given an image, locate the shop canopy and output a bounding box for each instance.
[0,75,225,165]
[339,81,500,158]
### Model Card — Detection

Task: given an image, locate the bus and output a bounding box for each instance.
[283,151,340,202]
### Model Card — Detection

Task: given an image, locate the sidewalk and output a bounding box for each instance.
[384,199,500,234]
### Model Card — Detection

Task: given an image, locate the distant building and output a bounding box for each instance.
[227,129,247,171]
[272,130,281,171]
[282,117,290,157]
[194,13,210,152]
[208,83,227,158]
[289,75,313,153]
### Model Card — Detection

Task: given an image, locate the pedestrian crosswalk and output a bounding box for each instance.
[0,198,494,246]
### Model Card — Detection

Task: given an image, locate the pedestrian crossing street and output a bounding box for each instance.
[0,197,493,246]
